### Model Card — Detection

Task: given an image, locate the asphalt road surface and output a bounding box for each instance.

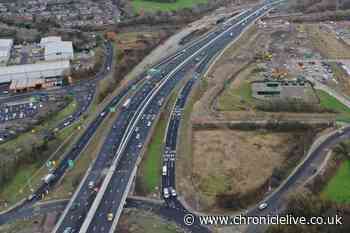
[76,3,280,233]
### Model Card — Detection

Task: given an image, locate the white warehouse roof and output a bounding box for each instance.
[0,60,70,83]
[40,36,62,45]
[0,38,13,60]
[44,41,74,61]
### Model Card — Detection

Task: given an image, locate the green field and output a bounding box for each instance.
[317,90,350,122]
[218,80,255,111]
[317,90,350,114]
[132,0,208,13]
[322,160,350,203]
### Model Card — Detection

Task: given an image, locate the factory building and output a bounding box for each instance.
[40,36,62,46]
[0,39,13,66]
[41,37,74,61]
[251,78,307,100]
[0,61,70,92]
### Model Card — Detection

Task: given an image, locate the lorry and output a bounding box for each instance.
[162,165,167,176]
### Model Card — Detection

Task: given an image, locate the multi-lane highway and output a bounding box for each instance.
[0,2,284,233]
[55,3,281,233]
[4,2,350,233]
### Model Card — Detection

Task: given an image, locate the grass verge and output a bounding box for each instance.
[322,160,350,203]
[317,90,350,122]
[0,100,80,208]
[136,90,178,195]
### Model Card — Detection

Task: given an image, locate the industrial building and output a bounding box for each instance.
[0,39,13,66]
[40,36,62,46]
[251,78,307,100]
[41,36,74,61]
[0,61,70,92]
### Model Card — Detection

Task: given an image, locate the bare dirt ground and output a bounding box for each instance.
[116,209,183,233]
[187,129,309,213]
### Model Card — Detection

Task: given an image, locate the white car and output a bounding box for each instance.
[170,187,177,197]
[63,227,74,233]
[163,188,170,199]
[258,202,268,211]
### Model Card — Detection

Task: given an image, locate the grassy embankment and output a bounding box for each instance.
[0,99,80,206]
[136,89,179,195]
[132,0,208,13]
[322,160,350,203]
[317,90,350,122]
[46,112,118,200]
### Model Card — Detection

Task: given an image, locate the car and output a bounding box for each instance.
[147,121,152,127]
[136,133,140,139]
[230,32,234,37]
[258,202,268,211]
[63,227,74,233]
[88,181,94,189]
[162,165,167,176]
[170,187,177,197]
[163,188,170,199]
[107,213,114,221]
[27,194,36,201]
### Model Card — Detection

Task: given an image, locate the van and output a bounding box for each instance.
[163,188,170,199]
[88,181,94,189]
[162,165,167,176]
